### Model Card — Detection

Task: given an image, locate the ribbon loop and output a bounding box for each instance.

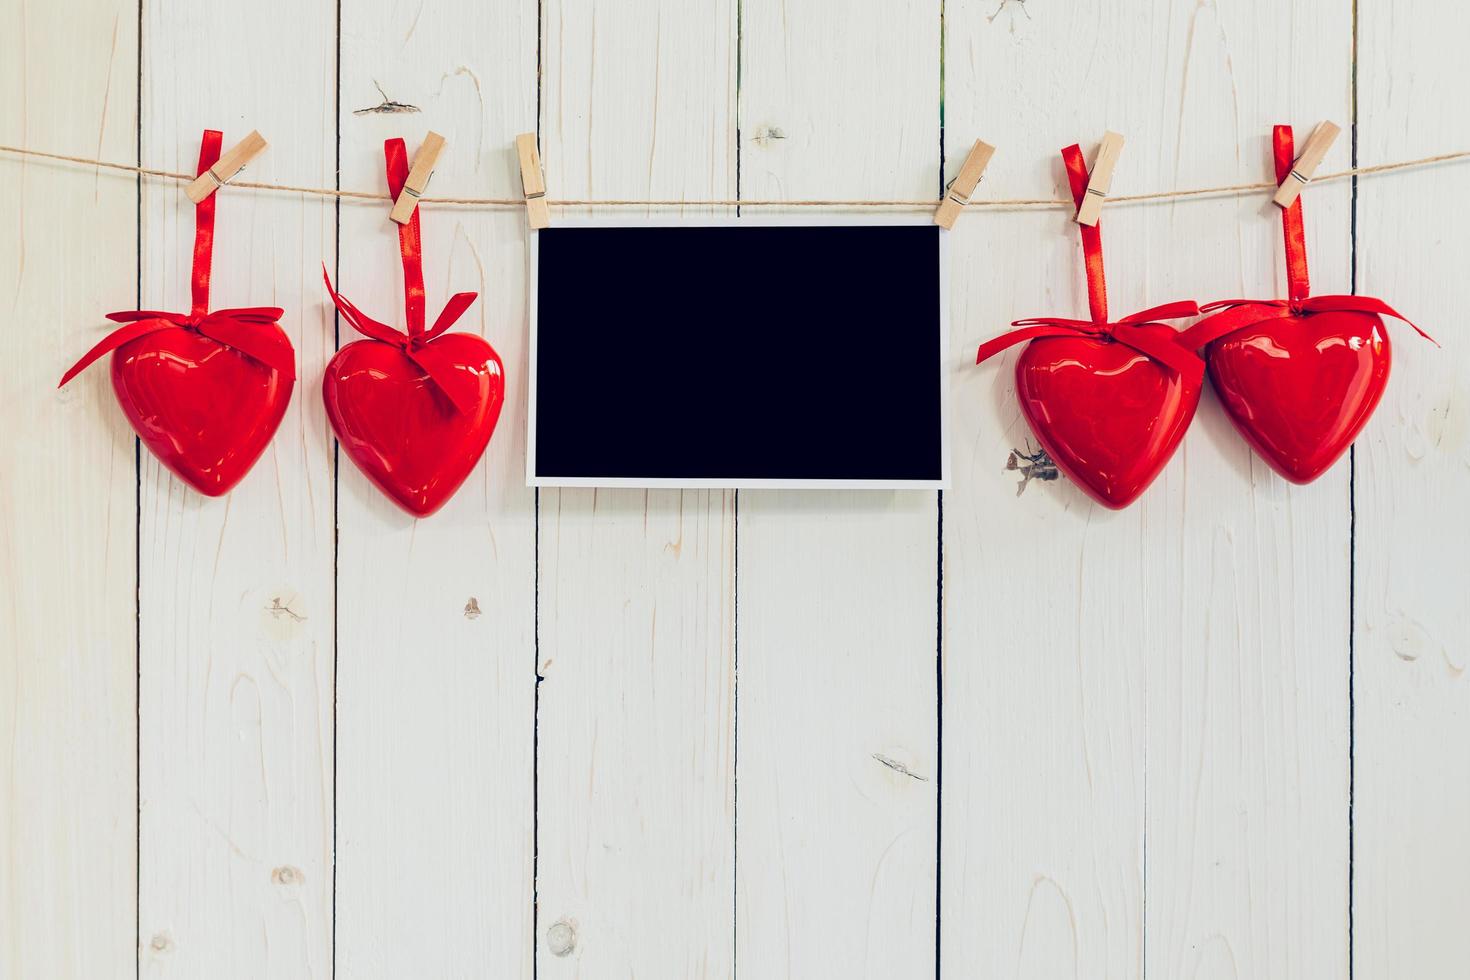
[320,138,481,414]
[385,138,428,338]
[1062,143,1108,323]
[1275,125,1312,302]
[191,130,222,317]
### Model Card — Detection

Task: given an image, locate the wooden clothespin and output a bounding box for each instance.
[1272,120,1341,208]
[185,130,267,203]
[934,139,997,229]
[389,131,446,225]
[1074,131,1125,226]
[516,133,550,230]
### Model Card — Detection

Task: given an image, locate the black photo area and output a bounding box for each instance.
[534,224,943,483]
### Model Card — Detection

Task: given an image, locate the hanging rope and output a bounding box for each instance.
[2,142,1467,211]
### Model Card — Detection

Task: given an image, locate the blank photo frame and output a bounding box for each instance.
[528,216,949,489]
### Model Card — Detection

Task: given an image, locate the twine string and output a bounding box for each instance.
[2,142,1467,211]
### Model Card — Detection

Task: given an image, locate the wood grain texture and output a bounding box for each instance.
[733,2,941,976]
[1355,4,1470,977]
[333,3,538,978]
[942,3,1351,978]
[1135,5,1352,977]
[535,2,739,977]
[136,1,337,976]
[0,2,137,977]
[9,3,1470,977]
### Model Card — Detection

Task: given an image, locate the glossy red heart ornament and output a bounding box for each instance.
[59,130,297,498]
[1015,324,1202,509]
[109,322,294,496]
[1202,308,1389,484]
[324,333,504,517]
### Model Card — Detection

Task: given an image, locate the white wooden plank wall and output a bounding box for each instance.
[1,2,137,978]
[3,1,1468,978]
[135,0,338,975]
[535,3,738,978]
[736,2,940,977]
[334,4,538,980]
[1355,4,1470,979]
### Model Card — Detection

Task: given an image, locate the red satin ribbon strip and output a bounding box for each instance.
[322,136,480,414]
[1063,143,1108,323]
[59,129,293,388]
[386,138,428,338]
[1180,294,1437,350]
[192,130,221,316]
[1275,125,1311,302]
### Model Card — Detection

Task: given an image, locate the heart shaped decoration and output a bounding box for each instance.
[1181,125,1430,485]
[1015,324,1202,508]
[1202,308,1389,483]
[58,130,297,498]
[324,334,504,517]
[322,135,506,518]
[975,140,1203,510]
[112,322,294,495]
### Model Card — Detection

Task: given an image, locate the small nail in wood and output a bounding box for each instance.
[934,139,996,229]
[1074,131,1124,226]
[516,133,550,230]
[389,131,446,225]
[185,131,267,203]
[1272,120,1341,208]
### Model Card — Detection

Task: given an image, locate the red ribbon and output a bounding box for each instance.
[1180,294,1436,350]
[1276,124,1312,302]
[58,130,292,388]
[1179,124,1435,351]
[975,142,1203,384]
[323,138,480,415]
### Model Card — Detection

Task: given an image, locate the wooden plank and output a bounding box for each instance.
[941,3,1351,978]
[1354,5,1470,977]
[535,1,738,976]
[734,2,939,976]
[1136,7,1352,977]
[0,2,138,976]
[136,1,337,976]
[333,5,537,979]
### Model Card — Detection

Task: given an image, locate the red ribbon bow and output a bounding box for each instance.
[58,130,294,388]
[1180,125,1436,351]
[1180,294,1436,350]
[975,142,1204,384]
[323,138,480,415]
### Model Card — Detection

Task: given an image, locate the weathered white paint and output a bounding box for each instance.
[734,2,940,977]
[135,1,337,976]
[534,2,739,978]
[1355,4,1470,978]
[333,4,538,979]
[942,3,1353,978]
[0,2,137,977]
[4,2,1469,979]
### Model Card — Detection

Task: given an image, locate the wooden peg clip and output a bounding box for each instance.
[934,139,997,229]
[516,133,550,230]
[1272,120,1341,208]
[389,131,446,225]
[1074,131,1125,226]
[185,130,267,203]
